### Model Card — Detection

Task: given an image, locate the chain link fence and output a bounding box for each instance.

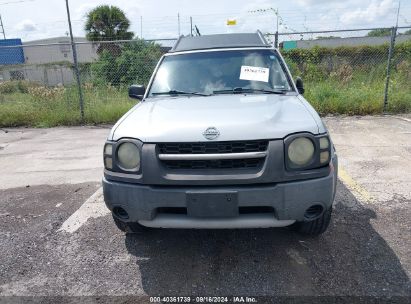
[0,27,410,126]
[267,26,411,114]
[76,39,177,123]
[0,38,176,125]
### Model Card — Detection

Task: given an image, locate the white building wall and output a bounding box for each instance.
[22,37,98,64]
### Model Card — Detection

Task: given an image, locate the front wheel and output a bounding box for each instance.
[291,208,332,236]
[112,215,146,233]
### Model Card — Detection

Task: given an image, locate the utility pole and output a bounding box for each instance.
[65,0,84,123]
[395,1,401,27]
[274,8,279,48]
[178,13,181,36]
[276,8,279,32]
[190,16,193,36]
[0,14,6,39]
[140,16,143,38]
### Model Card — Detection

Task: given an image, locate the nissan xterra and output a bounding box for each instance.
[102,32,338,236]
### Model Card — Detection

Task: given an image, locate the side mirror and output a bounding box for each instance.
[295,77,305,95]
[128,84,146,100]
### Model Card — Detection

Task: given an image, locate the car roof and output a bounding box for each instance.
[169,31,270,53]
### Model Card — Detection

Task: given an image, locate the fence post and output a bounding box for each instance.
[274,31,279,48]
[65,0,85,123]
[383,26,397,113]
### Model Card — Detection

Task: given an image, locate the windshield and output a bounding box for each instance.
[148,49,293,97]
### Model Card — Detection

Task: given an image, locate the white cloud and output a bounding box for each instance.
[14,19,37,32]
[340,0,395,25]
[3,0,410,40]
[75,3,99,19]
[74,1,142,21]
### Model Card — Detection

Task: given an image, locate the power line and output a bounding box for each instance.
[0,0,36,5]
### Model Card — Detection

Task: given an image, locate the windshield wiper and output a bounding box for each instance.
[213,87,288,95]
[151,90,210,97]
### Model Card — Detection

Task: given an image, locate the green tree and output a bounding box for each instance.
[85,5,134,41]
[367,29,391,37]
[404,29,411,35]
[91,40,163,86]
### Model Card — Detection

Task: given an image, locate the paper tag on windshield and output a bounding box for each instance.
[240,66,269,82]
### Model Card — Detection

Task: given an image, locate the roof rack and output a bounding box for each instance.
[169,31,270,53]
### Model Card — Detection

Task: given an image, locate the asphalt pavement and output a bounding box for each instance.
[0,116,410,301]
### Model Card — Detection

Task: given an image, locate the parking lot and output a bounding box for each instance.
[0,115,410,299]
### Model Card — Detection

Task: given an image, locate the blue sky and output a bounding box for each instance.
[2,0,410,41]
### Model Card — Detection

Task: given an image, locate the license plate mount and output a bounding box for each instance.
[186,191,239,218]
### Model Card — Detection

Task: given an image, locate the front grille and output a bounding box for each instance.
[158,140,268,170]
[163,158,263,170]
[158,140,268,154]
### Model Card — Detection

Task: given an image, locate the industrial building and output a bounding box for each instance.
[0,37,97,86]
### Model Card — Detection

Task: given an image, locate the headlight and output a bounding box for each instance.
[285,134,332,171]
[287,137,315,167]
[117,142,141,171]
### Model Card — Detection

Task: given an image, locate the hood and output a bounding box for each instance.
[110,94,320,142]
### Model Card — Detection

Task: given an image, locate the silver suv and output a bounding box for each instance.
[102,32,338,236]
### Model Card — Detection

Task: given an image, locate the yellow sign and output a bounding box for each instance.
[227,19,237,26]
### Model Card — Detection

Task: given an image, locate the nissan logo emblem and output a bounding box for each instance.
[203,127,220,140]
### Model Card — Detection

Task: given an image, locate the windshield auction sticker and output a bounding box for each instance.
[240,66,269,82]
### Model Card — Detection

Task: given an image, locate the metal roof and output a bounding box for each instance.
[169,31,270,53]
[0,39,25,65]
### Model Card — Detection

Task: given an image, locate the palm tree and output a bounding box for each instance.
[85,5,134,56]
[85,5,134,41]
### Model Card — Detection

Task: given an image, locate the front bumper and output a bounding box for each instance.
[103,157,338,228]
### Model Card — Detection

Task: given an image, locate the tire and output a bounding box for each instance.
[292,208,332,236]
[112,215,146,233]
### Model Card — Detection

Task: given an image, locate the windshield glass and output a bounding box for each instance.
[148,49,293,96]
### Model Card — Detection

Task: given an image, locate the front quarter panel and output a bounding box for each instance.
[108,103,141,140]
[298,95,327,134]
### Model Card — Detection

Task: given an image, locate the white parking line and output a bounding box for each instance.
[58,187,110,233]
